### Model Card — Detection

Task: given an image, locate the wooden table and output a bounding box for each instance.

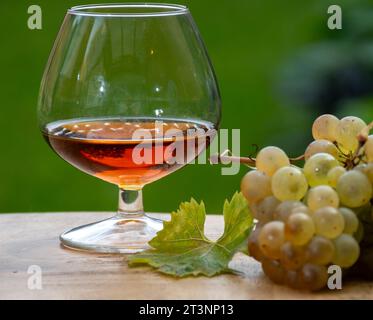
[0,212,372,300]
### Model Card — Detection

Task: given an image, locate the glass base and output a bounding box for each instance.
[60,214,164,253]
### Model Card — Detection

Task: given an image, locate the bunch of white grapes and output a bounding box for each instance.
[242,115,373,291]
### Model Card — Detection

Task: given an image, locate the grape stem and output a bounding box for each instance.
[333,121,373,169]
[358,121,373,144]
[210,153,256,166]
[210,121,372,169]
[346,121,373,169]
[209,152,304,167]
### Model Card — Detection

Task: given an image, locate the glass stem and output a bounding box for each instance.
[117,188,144,218]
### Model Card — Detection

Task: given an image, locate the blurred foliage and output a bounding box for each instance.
[0,0,372,214]
[278,0,373,118]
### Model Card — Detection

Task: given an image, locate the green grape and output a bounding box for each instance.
[367,164,373,184]
[285,212,315,246]
[367,163,373,184]
[273,201,308,222]
[258,221,285,259]
[271,166,308,201]
[304,153,339,187]
[248,226,264,262]
[332,234,360,268]
[339,207,359,235]
[305,139,339,160]
[285,270,303,289]
[365,135,373,162]
[355,163,373,184]
[307,235,335,265]
[336,170,373,208]
[354,163,366,172]
[292,205,311,215]
[312,114,339,142]
[300,263,328,291]
[261,258,286,285]
[256,146,290,177]
[252,196,280,224]
[241,170,272,204]
[313,207,344,239]
[307,185,339,211]
[335,116,366,153]
[327,166,346,188]
[280,242,307,270]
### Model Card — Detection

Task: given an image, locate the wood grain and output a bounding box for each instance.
[0,212,372,300]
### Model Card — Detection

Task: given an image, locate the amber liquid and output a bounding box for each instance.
[43,118,215,189]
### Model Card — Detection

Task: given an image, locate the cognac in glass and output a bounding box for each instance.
[38,3,221,253]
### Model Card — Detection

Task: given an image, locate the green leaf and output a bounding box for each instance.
[128,192,253,277]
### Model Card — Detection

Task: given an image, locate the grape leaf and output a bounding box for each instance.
[128,192,253,277]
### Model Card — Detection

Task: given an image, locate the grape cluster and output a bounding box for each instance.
[242,115,373,291]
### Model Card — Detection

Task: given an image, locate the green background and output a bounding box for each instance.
[1,0,372,214]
